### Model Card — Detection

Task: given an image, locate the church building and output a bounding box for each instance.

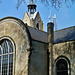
[0,0,75,75]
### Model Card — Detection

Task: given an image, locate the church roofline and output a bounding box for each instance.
[55,26,75,32]
[26,11,39,20]
[1,17,75,44]
[0,16,32,46]
[27,25,75,44]
[0,16,22,22]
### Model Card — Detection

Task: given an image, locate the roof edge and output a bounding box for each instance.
[0,16,32,46]
[55,26,75,32]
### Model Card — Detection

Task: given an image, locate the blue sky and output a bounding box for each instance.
[0,0,75,31]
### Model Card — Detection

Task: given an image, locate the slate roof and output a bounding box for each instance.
[28,26,47,43]
[54,26,75,43]
[27,26,75,44]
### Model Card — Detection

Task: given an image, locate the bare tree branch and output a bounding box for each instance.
[1,0,75,10]
[0,0,2,3]
[16,0,26,9]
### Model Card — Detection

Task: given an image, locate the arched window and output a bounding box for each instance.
[56,59,68,75]
[36,23,39,30]
[0,39,13,75]
[55,56,71,75]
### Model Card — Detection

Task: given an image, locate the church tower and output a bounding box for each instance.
[23,0,44,31]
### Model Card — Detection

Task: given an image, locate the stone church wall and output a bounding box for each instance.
[23,12,31,27]
[53,41,75,75]
[0,18,30,75]
[23,12,44,31]
[33,13,44,31]
[29,40,48,75]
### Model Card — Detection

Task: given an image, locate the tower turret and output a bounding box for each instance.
[27,0,37,14]
[23,0,44,31]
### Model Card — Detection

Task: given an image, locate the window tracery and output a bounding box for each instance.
[55,56,71,75]
[0,39,13,75]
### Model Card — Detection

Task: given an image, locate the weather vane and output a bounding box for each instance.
[48,10,51,22]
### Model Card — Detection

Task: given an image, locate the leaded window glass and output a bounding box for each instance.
[56,59,68,75]
[0,39,13,75]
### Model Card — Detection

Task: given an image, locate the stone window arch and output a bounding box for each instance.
[0,38,14,75]
[55,56,71,75]
[36,23,39,30]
